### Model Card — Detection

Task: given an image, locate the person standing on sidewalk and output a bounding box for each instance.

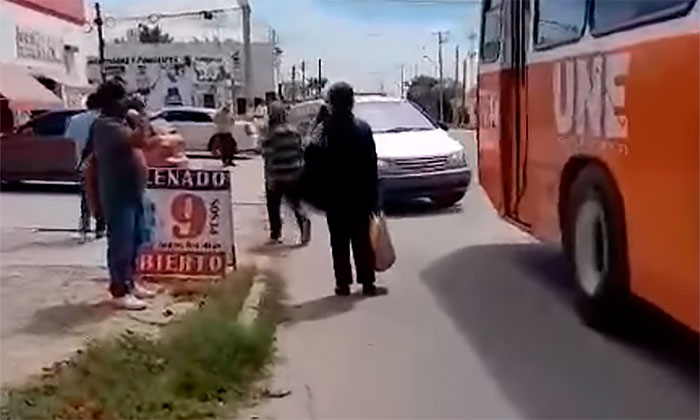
[323,82,379,296]
[213,103,236,167]
[67,93,105,243]
[92,80,156,310]
[262,102,311,245]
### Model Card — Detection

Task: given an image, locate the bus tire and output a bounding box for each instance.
[566,165,629,330]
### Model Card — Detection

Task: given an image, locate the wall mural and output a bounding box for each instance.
[88,54,236,110]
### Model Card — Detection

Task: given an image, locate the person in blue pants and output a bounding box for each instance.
[91,80,156,310]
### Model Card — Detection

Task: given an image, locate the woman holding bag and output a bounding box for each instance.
[314,82,384,297]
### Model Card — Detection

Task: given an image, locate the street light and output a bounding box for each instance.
[422,55,437,76]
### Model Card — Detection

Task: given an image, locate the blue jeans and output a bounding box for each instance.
[103,198,145,297]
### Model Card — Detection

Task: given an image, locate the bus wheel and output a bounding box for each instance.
[566,166,629,330]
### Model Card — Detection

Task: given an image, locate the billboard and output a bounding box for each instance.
[88,54,235,110]
[138,168,235,279]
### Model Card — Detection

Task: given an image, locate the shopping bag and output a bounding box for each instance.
[369,214,396,272]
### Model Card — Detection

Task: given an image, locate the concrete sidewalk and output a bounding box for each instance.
[0,157,270,386]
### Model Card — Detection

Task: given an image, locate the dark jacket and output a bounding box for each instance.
[92,116,145,209]
[262,123,304,184]
[323,113,379,215]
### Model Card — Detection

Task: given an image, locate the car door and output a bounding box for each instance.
[1,111,79,181]
[180,111,215,151]
[156,111,197,151]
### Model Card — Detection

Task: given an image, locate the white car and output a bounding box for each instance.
[149,106,260,155]
[291,96,470,207]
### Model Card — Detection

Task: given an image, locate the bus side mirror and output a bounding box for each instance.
[438,122,448,131]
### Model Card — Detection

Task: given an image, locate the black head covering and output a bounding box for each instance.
[328,81,354,114]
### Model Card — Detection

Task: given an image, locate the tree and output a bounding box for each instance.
[406,75,462,123]
[138,24,173,44]
[305,77,328,98]
[407,75,439,119]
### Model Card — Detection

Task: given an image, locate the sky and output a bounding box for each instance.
[97,0,481,96]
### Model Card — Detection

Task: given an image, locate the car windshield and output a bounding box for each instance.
[353,101,436,133]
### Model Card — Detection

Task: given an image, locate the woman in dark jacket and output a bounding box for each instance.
[320,82,379,296]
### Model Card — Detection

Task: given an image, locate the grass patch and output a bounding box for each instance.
[2,267,275,420]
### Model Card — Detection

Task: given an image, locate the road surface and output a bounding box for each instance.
[0,132,696,418]
[253,130,699,419]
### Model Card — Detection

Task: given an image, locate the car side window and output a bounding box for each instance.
[157,111,176,122]
[32,112,71,137]
[182,111,213,123]
[535,0,587,49]
[480,0,503,63]
[592,0,695,35]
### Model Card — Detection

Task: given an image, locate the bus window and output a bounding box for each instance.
[592,0,696,35]
[480,0,503,63]
[534,0,587,49]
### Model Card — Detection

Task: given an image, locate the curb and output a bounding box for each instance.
[238,255,272,325]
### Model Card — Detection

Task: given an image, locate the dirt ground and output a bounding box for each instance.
[1,157,271,387]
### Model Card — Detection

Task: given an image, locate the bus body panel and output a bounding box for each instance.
[478,2,699,331]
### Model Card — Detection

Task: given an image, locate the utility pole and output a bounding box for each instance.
[468,31,478,89]
[400,64,405,98]
[291,65,296,103]
[434,30,449,122]
[94,2,106,82]
[454,45,459,85]
[317,58,322,98]
[238,0,253,110]
[301,60,305,100]
[462,58,468,126]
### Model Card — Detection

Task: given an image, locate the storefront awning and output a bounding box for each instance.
[0,63,63,111]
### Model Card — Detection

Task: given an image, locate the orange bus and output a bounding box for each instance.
[477,0,699,331]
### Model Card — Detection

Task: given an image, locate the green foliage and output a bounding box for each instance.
[2,269,274,420]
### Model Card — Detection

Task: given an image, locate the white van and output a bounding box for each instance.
[290,96,471,207]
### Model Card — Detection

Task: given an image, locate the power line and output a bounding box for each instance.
[107,6,242,24]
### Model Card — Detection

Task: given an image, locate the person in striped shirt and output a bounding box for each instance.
[262,102,311,245]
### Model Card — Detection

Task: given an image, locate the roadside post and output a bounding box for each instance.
[138,167,235,280]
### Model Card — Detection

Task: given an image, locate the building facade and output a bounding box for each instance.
[0,0,90,108]
[87,38,276,112]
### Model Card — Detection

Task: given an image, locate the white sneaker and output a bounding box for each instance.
[133,284,157,299]
[112,294,148,310]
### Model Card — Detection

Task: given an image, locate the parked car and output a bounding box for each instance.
[1,109,83,183]
[290,96,471,207]
[149,107,260,156]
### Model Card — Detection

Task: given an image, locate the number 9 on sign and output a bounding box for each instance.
[171,193,207,238]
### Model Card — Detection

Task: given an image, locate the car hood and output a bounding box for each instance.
[373,129,463,159]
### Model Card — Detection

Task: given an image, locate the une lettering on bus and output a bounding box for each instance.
[553,52,631,140]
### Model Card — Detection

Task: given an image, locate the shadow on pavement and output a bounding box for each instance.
[248,242,305,257]
[0,182,79,194]
[0,235,80,253]
[385,200,463,219]
[282,287,389,325]
[20,301,115,335]
[421,243,699,419]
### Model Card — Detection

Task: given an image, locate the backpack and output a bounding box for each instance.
[299,123,330,212]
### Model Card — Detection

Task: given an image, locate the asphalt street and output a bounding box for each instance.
[254,130,699,419]
[0,130,697,418]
